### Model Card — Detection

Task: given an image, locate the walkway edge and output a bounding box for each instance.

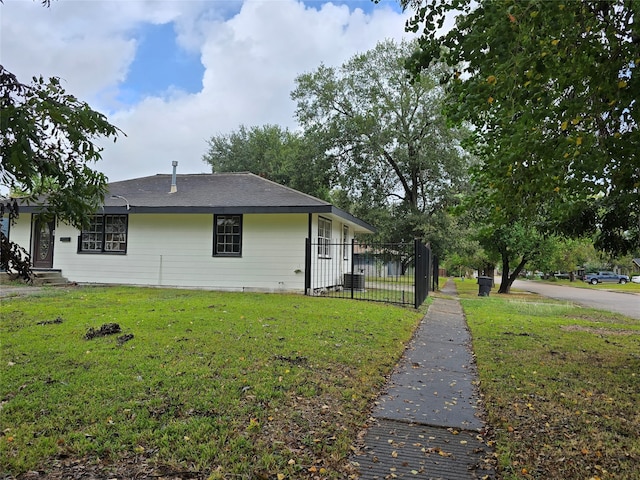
[351,280,495,479]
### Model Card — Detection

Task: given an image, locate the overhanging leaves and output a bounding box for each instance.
[405,0,640,254]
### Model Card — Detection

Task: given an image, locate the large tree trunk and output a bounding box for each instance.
[498,252,511,294]
[498,254,528,294]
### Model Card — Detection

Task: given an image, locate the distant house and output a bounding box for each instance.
[352,243,407,278]
[8,171,375,292]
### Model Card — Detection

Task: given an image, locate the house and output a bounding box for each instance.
[8,171,375,292]
[352,243,409,278]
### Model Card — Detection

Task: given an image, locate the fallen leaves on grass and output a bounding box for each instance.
[464,296,640,480]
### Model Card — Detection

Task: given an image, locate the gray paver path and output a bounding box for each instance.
[352,280,494,479]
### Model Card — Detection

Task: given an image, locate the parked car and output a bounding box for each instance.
[583,271,630,285]
[632,275,640,284]
[554,272,571,279]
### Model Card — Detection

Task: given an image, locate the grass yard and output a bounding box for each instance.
[535,278,640,293]
[0,286,425,479]
[454,279,640,479]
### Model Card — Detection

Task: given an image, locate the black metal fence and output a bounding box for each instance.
[305,239,432,308]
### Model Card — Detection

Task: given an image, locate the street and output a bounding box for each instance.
[511,279,640,320]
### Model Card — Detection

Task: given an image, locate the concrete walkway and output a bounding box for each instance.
[0,285,46,298]
[351,280,494,479]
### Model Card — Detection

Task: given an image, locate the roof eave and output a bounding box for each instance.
[19,204,376,233]
[329,206,376,234]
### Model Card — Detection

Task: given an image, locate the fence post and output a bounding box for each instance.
[413,240,431,309]
[425,244,432,297]
[350,238,355,299]
[414,239,420,309]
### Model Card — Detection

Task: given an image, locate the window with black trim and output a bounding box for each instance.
[214,214,242,256]
[79,215,127,253]
[318,216,332,258]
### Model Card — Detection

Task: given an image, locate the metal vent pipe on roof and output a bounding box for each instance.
[170,161,178,193]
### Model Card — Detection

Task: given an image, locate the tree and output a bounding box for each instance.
[403,0,640,255]
[477,221,557,293]
[291,39,473,244]
[202,124,334,201]
[0,65,121,278]
[452,174,556,292]
[548,237,599,280]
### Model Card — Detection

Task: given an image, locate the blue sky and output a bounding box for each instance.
[1,0,412,181]
[122,1,403,104]
[119,22,205,104]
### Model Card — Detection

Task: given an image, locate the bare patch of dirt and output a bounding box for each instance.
[116,333,134,346]
[36,317,63,326]
[84,323,121,340]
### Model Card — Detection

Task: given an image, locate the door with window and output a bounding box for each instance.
[33,217,55,268]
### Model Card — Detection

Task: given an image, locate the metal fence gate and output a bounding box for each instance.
[305,239,432,308]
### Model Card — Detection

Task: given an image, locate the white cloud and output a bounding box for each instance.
[1,0,413,182]
[1,1,137,100]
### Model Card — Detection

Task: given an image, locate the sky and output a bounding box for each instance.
[1,0,416,183]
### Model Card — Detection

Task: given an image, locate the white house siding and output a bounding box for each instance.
[309,214,353,290]
[232,213,309,291]
[9,211,370,292]
[11,213,309,292]
[6,216,32,261]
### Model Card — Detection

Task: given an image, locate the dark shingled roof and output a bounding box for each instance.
[105,173,329,210]
[19,172,375,232]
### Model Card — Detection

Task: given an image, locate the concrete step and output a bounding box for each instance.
[32,270,69,286]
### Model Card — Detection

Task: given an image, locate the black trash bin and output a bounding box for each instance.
[477,276,493,296]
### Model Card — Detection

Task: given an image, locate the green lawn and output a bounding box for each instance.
[3,281,638,479]
[534,277,640,293]
[455,279,640,479]
[0,286,425,478]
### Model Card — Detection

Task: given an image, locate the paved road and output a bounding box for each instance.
[511,279,640,319]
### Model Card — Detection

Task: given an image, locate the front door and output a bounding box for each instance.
[33,217,55,268]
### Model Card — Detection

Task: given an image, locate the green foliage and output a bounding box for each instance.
[292,39,473,242]
[529,236,600,276]
[0,209,31,280]
[441,239,488,277]
[0,64,121,279]
[0,287,423,477]
[456,280,640,479]
[478,221,556,292]
[405,0,640,255]
[0,67,121,226]
[202,124,333,201]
